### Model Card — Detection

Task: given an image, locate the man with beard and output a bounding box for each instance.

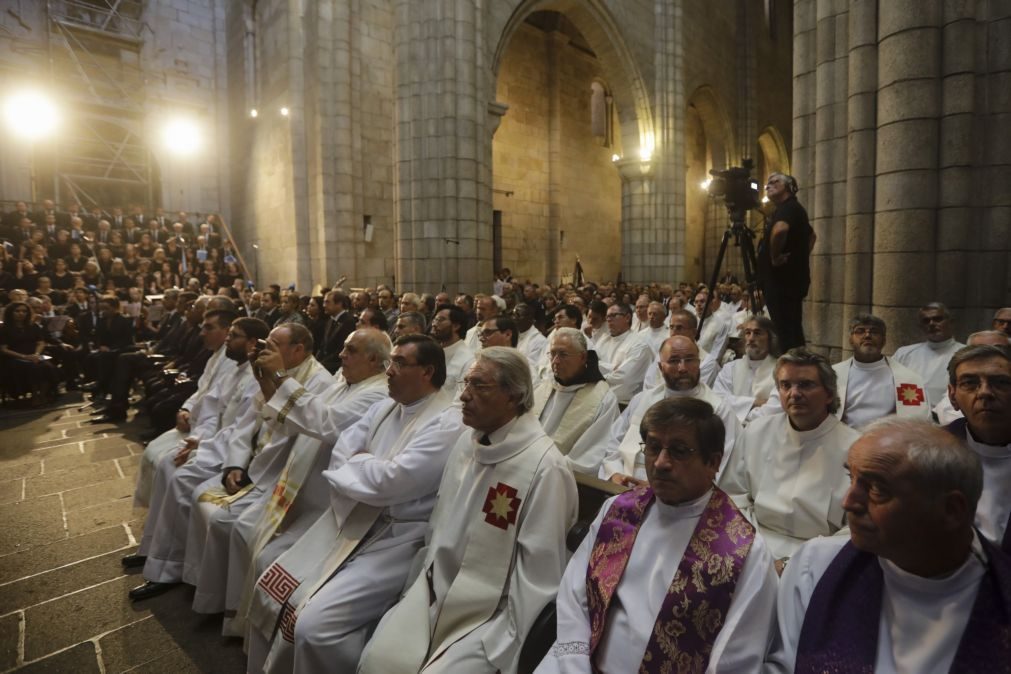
[531,327,619,475]
[429,304,474,396]
[719,348,860,568]
[600,335,740,486]
[124,317,268,598]
[713,316,782,423]
[893,302,965,408]
[833,314,929,430]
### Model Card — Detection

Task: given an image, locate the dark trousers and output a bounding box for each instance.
[764,286,806,352]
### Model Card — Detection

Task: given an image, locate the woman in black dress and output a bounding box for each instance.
[0,301,59,404]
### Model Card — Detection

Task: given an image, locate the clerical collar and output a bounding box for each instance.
[879,530,985,586]
[964,428,1011,455]
[786,413,838,442]
[927,337,957,352]
[401,390,436,414]
[653,487,713,520]
[851,356,889,371]
[475,415,520,447]
[664,383,704,398]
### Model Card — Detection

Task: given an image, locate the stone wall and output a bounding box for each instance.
[493,22,622,285]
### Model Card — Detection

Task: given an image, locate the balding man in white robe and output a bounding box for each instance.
[246,335,461,673]
[643,309,720,389]
[767,419,1011,673]
[181,324,334,612]
[640,301,669,356]
[719,348,860,566]
[532,328,619,475]
[833,314,930,430]
[601,336,740,486]
[892,301,965,408]
[359,348,577,674]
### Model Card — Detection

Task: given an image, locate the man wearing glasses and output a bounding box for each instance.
[719,348,860,572]
[594,303,653,406]
[893,302,965,408]
[536,397,777,673]
[832,313,929,430]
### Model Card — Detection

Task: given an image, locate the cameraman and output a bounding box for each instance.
[758,172,815,351]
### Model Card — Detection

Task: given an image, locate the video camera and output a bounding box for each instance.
[706,158,760,221]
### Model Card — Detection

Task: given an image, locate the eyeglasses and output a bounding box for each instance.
[605,313,628,321]
[548,350,575,360]
[461,378,498,395]
[851,326,884,337]
[639,441,698,461]
[479,328,504,338]
[388,359,424,372]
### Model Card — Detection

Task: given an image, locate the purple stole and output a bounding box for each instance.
[585,487,755,674]
[795,537,1011,673]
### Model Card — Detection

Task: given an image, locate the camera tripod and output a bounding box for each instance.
[695,211,761,342]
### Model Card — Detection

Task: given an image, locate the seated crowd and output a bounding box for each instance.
[3,203,1011,672]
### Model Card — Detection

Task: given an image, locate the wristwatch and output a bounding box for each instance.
[272,370,287,385]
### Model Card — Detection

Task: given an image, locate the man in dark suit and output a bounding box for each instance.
[255,290,282,327]
[122,218,142,244]
[33,199,59,229]
[85,295,136,396]
[3,201,32,231]
[316,289,355,373]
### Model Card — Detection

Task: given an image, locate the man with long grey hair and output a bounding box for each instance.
[360,347,577,674]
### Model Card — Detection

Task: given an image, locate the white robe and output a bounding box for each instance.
[360,414,578,674]
[965,432,1011,546]
[134,343,237,505]
[251,396,463,674]
[535,380,620,475]
[718,414,860,559]
[138,363,259,583]
[641,325,668,357]
[712,355,779,423]
[517,326,548,372]
[833,356,930,430]
[599,381,740,481]
[766,533,986,674]
[892,337,965,408]
[464,323,482,352]
[593,330,653,405]
[697,312,731,356]
[535,489,778,674]
[442,339,475,397]
[182,360,336,613]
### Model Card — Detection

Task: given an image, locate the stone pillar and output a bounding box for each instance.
[546,31,567,284]
[617,158,656,282]
[393,0,494,293]
[871,0,942,346]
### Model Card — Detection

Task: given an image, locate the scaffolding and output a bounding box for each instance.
[44,0,155,210]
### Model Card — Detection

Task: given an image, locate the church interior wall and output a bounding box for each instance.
[493,21,622,285]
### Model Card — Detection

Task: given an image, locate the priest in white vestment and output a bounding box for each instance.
[245,334,462,674]
[693,289,732,357]
[429,304,474,396]
[533,305,589,386]
[359,347,578,674]
[933,330,1008,424]
[640,301,669,357]
[712,315,781,423]
[944,344,1011,552]
[600,336,741,486]
[892,301,965,408]
[464,294,503,352]
[642,309,720,390]
[182,324,335,612]
[536,397,777,673]
[218,329,392,634]
[593,303,653,406]
[766,418,1011,673]
[134,308,238,505]
[532,328,619,475]
[833,313,930,430]
[719,348,860,564]
[513,303,548,373]
[125,317,269,600]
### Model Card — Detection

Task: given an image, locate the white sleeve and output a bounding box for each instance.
[323,408,464,506]
[717,428,754,512]
[713,362,757,423]
[565,390,621,476]
[264,378,385,446]
[224,397,267,470]
[598,396,637,480]
[188,370,233,440]
[604,338,653,402]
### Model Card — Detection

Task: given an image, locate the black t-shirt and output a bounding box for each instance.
[758,196,813,297]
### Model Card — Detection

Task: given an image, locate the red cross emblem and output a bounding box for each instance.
[482,482,521,530]
[896,383,925,406]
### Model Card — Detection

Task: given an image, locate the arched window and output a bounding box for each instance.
[590,80,612,146]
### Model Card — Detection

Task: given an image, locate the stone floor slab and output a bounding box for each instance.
[17,641,100,673]
[0,495,66,555]
[25,462,119,499]
[0,525,130,581]
[62,477,135,511]
[0,478,24,505]
[0,612,19,671]
[65,498,137,537]
[0,549,130,613]
[41,443,132,474]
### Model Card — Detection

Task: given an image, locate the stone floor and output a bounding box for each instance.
[0,395,245,673]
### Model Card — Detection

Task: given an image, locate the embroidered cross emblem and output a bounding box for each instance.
[897,383,925,406]
[482,482,521,530]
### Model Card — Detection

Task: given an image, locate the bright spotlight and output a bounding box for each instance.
[638,146,652,162]
[701,178,712,191]
[250,108,258,118]
[162,118,201,156]
[611,153,620,162]
[280,107,290,117]
[3,90,59,141]
[761,195,770,204]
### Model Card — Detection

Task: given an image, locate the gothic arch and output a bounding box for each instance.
[757,125,791,178]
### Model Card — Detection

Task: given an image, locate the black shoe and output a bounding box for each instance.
[121,554,147,568]
[128,580,179,601]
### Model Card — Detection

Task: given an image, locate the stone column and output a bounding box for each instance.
[546,31,568,284]
[393,0,494,293]
[617,158,657,282]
